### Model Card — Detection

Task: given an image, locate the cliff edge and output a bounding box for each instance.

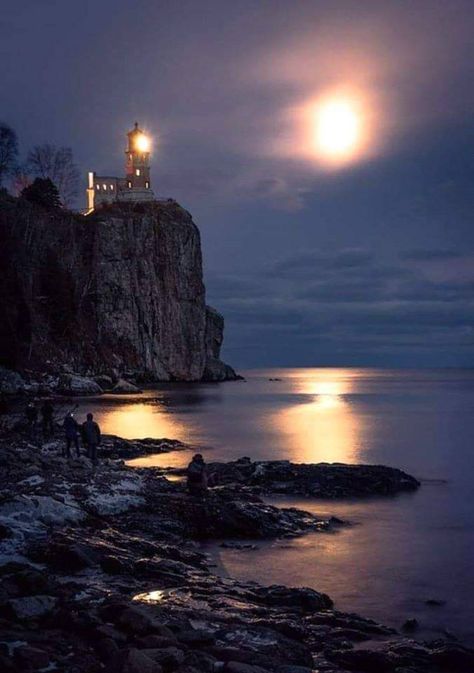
[0,194,237,382]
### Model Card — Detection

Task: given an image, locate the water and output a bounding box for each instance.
[74,368,474,643]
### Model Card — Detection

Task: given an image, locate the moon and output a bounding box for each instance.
[315,98,361,160]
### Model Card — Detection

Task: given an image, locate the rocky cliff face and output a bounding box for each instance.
[0,194,236,381]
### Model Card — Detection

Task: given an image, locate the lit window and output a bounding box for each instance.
[128,181,132,189]
[102,184,107,190]
[96,185,100,190]
[110,184,114,190]
[135,169,140,176]
[129,154,132,160]
[145,181,149,189]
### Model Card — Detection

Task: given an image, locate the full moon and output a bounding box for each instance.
[315,99,360,159]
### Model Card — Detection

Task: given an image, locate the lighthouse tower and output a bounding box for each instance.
[86,122,155,212]
[124,122,153,196]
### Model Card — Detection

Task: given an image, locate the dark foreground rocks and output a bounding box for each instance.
[0,431,471,673]
[165,456,420,498]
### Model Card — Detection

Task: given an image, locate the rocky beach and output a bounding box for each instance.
[1,426,473,673]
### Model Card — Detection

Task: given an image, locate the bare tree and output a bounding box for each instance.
[0,124,18,186]
[27,144,79,207]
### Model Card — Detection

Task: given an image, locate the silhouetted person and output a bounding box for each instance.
[25,402,38,436]
[41,400,54,438]
[82,413,101,462]
[187,453,208,496]
[63,412,80,458]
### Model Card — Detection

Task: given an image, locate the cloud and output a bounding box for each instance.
[400,248,465,261]
[208,246,474,366]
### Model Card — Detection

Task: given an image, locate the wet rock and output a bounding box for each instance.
[13,645,50,670]
[94,374,114,390]
[0,367,26,394]
[112,379,143,394]
[327,648,395,672]
[225,663,270,673]
[257,585,333,612]
[7,595,57,621]
[201,459,420,498]
[143,646,186,668]
[135,634,178,649]
[96,637,120,662]
[117,607,156,634]
[430,643,474,670]
[110,647,163,673]
[177,628,216,646]
[57,374,103,395]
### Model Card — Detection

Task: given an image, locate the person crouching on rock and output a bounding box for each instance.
[63,412,80,459]
[81,413,101,463]
[187,453,209,496]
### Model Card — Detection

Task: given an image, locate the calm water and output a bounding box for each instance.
[75,368,474,643]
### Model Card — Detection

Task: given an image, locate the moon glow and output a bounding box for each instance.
[315,98,361,161]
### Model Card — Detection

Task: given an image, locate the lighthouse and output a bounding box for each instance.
[86,122,155,212]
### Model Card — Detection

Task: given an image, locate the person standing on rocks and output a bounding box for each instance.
[187,453,209,496]
[40,400,54,438]
[82,413,101,463]
[25,401,38,438]
[63,412,80,459]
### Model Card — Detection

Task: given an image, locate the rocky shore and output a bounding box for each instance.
[0,431,473,673]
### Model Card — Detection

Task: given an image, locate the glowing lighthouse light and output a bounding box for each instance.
[135,133,151,152]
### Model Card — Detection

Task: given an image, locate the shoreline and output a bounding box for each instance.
[0,430,473,672]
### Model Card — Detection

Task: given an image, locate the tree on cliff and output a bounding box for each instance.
[0,124,18,186]
[26,144,79,207]
[21,178,61,209]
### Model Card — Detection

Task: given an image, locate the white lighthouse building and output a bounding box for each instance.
[86,122,155,212]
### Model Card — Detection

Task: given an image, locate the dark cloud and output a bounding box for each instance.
[400,249,465,261]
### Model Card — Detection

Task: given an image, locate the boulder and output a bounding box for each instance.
[94,374,114,390]
[111,648,163,673]
[57,374,103,396]
[112,379,142,394]
[0,367,25,394]
[7,594,57,620]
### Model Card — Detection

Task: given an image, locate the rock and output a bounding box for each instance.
[94,374,114,390]
[7,594,57,620]
[112,378,142,394]
[117,607,155,634]
[57,374,103,395]
[430,643,474,670]
[0,367,25,394]
[96,637,120,662]
[14,645,50,669]
[202,458,420,498]
[177,628,216,645]
[143,647,185,667]
[402,618,419,631]
[257,585,333,611]
[425,598,446,607]
[225,663,270,673]
[111,648,163,673]
[328,648,395,672]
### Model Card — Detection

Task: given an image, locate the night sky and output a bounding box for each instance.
[3,1,474,368]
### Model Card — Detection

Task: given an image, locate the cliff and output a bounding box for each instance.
[0,193,237,382]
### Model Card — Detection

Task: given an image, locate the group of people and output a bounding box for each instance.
[63,412,101,461]
[25,400,55,438]
[25,399,213,483]
[24,401,102,462]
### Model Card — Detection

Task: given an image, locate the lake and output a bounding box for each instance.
[74,368,474,644]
